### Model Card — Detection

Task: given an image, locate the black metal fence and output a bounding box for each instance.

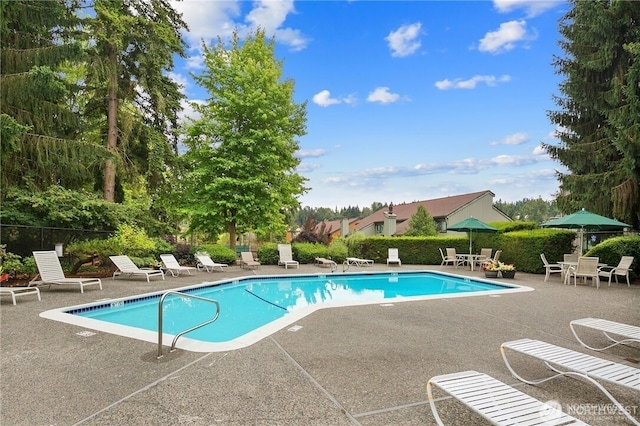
[0,224,112,258]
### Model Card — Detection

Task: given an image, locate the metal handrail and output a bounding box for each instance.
[157,291,220,359]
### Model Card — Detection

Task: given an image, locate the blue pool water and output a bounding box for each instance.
[41,271,532,352]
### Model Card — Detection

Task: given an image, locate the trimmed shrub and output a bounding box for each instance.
[328,239,348,263]
[294,243,329,264]
[194,244,237,264]
[586,235,640,281]
[257,243,279,265]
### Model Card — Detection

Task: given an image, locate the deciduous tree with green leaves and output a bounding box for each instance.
[544,0,640,228]
[404,205,438,236]
[180,29,308,249]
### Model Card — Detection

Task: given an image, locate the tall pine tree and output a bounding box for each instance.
[0,0,103,190]
[544,0,640,228]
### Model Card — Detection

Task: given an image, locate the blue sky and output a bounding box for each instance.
[169,0,569,209]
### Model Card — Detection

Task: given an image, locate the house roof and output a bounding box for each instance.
[313,218,358,235]
[354,190,496,232]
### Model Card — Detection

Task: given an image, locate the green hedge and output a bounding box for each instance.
[586,235,640,281]
[193,244,237,264]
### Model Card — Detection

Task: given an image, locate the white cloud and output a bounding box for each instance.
[532,145,548,156]
[167,71,189,95]
[385,22,422,57]
[435,75,511,90]
[296,162,321,173]
[172,0,309,58]
[367,87,401,104]
[297,149,328,158]
[493,0,562,17]
[479,20,530,54]
[491,132,529,145]
[312,90,341,107]
[244,0,310,51]
[171,0,241,49]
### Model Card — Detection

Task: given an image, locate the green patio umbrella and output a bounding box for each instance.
[447,217,498,254]
[541,208,631,255]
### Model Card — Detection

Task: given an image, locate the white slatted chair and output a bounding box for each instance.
[566,256,600,288]
[30,251,103,293]
[598,256,634,287]
[570,318,640,351]
[345,257,373,266]
[439,248,459,268]
[386,248,401,266]
[474,248,493,269]
[277,244,299,269]
[160,254,198,277]
[0,286,41,305]
[240,252,260,269]
[110,255,164,282]
[501,338,640,425]
[540,253,562,282]
[195,253,228,272]
[427,370,588,426]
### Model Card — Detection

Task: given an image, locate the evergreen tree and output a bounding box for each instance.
[404,205,438,236]
[544,0,640,228]
[83,0,188,202]
[0,0,103,190]
[180,29,308,250]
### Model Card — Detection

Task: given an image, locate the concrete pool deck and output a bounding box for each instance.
[1,264,639,425]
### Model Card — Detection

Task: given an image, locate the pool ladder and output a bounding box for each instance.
[157,291,220,359]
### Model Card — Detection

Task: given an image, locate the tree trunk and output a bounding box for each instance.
[104,47,118,202]
[227,221,236,251]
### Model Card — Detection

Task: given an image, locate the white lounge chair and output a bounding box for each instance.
[110,255,164,282]
[0,285,41,305]
[598,256,634,287]
[540,253,562,282]
[195,253,228,272]
[240,252,260,269]
[427,370,587,426]
[570,318,640,351]
[160,254,198,277]
[386,248,401,266]
[566,256,600,288]
[30,251,103,293]
[501,338,640,425]
[315,257,337,269]
[277,244,299,269]
[345,257,373,267]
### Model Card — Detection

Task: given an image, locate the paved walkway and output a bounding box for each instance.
[1,264,639,425]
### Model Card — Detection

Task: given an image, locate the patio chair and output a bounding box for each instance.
[160,254,198,277]
[480,249,502,269]
[110,255,164,282]
[598,256,634,287]
[439,248,459,268]
[277,244,299,269]
[473,248,492,269]
[540,253,562,282]
[195,253,228,272]
[566,256,600,288]
[386,248,401,266]
[0,285,41,305]
[427,370,587,426]
[240,251,260,269]
[30,250,103,293]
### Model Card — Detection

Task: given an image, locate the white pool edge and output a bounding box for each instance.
[40,270,534,353]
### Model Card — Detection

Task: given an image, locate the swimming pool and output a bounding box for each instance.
[41,271,532,352]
